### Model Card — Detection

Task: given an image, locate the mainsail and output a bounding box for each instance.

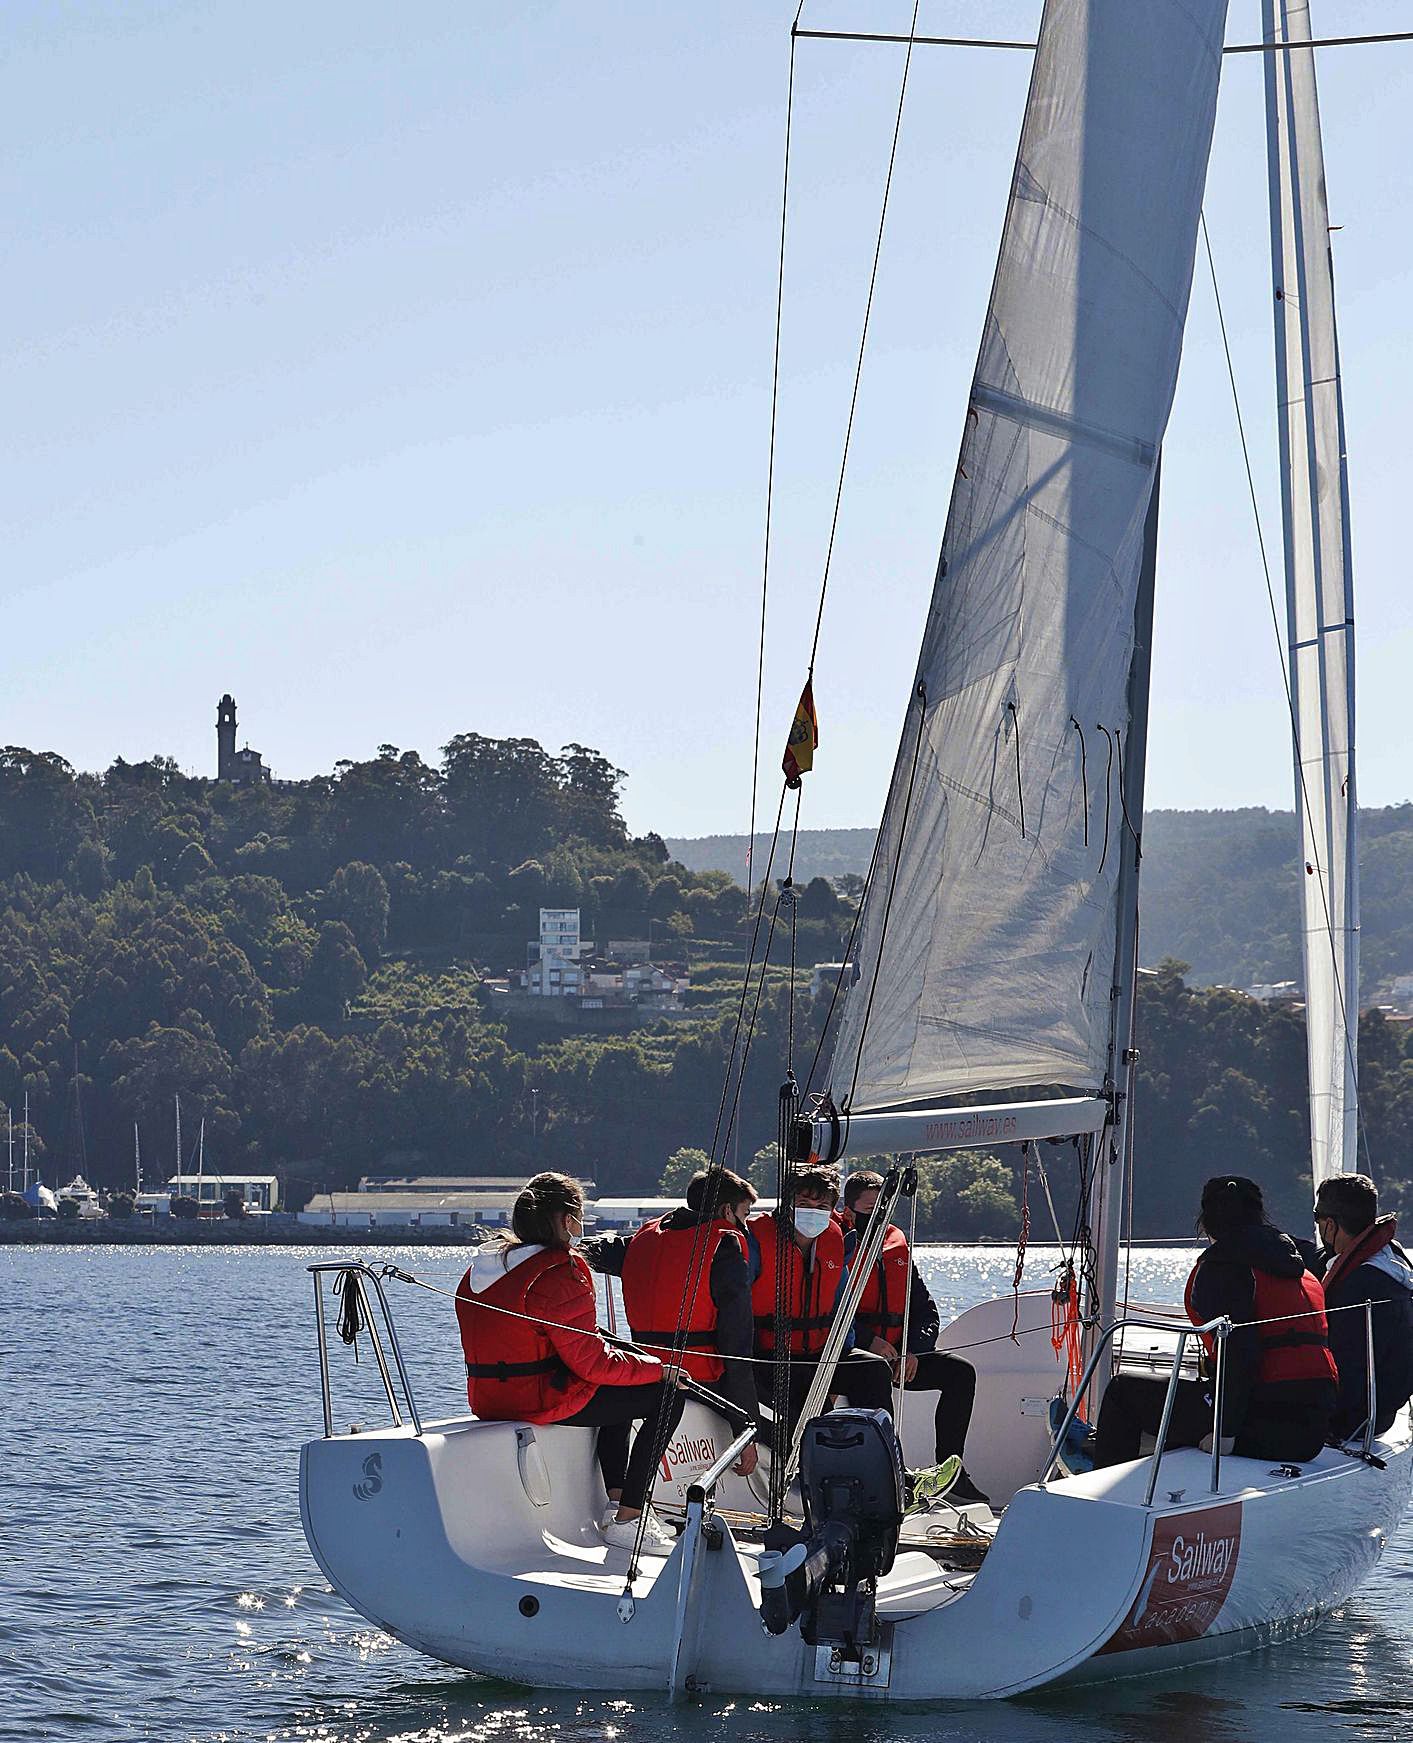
[829,0,1229,1113]
[1263,0,1359,1186]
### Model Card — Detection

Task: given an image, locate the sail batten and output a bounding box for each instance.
[1263,0,1360,1186]
[828,0,1230,1113]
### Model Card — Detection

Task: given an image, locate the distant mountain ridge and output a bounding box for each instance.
[669,806,1413,992]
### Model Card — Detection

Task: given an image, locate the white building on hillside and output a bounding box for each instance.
[525,908,587,996]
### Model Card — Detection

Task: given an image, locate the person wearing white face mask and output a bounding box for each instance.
[746,1164,894,1445]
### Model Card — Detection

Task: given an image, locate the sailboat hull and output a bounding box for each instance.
[300,1399,1411,1700]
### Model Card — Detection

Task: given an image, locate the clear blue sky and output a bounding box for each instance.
[4,2,1412,839]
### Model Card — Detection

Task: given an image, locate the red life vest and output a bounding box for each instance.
[1184,1258,1338,1387]
[749,1212,845,1357]
[620,1216,745,1382]
[456,1247,576,1419]
[854,1223,911,1346]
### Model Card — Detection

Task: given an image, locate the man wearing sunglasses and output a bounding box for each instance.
[1311,1173,1413,1442]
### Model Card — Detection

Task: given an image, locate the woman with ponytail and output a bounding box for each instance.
[455,1171,685,1549]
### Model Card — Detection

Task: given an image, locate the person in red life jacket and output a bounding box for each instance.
[1094,1175,1337,1468]
[746,1163,893,1444]
[841,1170,988,1505]
[1310,1173,1413,1441]
[581,1167,760,1477]
[455,1171,685,1551]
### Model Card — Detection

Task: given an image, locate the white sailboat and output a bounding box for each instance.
[298,0,1410,1699]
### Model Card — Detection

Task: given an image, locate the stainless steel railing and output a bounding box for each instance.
[1041,1313,1232,1504]
[309,1261,424,1438]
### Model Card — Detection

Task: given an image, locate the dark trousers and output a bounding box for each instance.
[752,1347,894,1448]
[904,1350,978,1464]
[561,1379,686,1511]
[1094,1374,1330,1469]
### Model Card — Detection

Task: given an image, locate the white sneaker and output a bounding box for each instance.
[601,1511,675,1553]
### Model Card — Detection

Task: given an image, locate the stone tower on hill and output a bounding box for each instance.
[215,694,272,786]
[216,693,237,781]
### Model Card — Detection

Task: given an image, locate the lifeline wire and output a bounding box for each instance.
[378,1259,1391,1361]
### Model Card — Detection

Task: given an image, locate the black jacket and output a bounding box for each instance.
[1311,1217,1413,1440]
[841,1225,941,1355]
[581,1210,758,1422]
[1188,1223,1336,1443]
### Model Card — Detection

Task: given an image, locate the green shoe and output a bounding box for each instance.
[904,1454,963,1513]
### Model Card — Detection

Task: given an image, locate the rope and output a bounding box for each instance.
[895,1166,920,1405]
[1010,1143,1031,1341]
[1096,725,1115,878]
[805,0,922,678]
[768,1091,797,1523]
[1070,717,1089,846]
[1199,212,1373,1175]
[333,1268,367,1361]
[1006,700,1026,839]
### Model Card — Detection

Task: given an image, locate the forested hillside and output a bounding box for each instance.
[5,739,1413,1238]
[0,740,845,1208]
[672,807,1413,990]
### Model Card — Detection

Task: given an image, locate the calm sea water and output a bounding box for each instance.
[3,1243,1411,1742]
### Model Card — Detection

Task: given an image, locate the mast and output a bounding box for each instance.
[134,1123,142,1197]
[175,1093,182,1191]
[1264,0,1359,1186]
[22,1089,30,1191]
[1093,468,1160,1366]
[6,1104,12,1193]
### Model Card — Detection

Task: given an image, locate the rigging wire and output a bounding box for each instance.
[801,816,885,1104]
[805,0,923,678]
[792,27,1413,57]
[1199,211,1373,1176]
[745,4,804,914]
[846,686,929,1111]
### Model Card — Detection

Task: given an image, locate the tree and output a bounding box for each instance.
[659,1146,711,1196]
[108,1194,135,1220]
[326,861,390,963]
[913,1152,1018,1240]
[797,876,840,921]
[302,921,368,1018]
[223,1188,247,1220]
[57,1194,79,1221]
[0,1192,33,1221]
[170,1195,198,1220]
[749,1143,782,1193]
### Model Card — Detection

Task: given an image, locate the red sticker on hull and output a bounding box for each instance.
[1098,1502,1242,1654]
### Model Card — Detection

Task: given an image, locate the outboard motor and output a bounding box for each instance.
[758,1409,904,1657]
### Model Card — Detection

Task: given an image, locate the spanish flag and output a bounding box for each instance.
[782,680,818,788]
